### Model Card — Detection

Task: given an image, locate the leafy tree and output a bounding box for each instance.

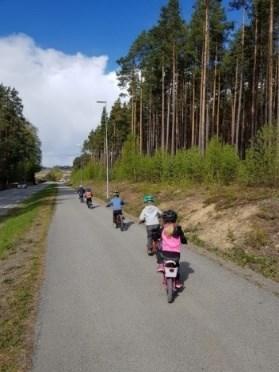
[76,0,279,187]
[0,84,41,187]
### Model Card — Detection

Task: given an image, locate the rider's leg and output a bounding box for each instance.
[146,226,153,253]
[156,248,164,271]
[114,210,122,226]
[146,224,159,251]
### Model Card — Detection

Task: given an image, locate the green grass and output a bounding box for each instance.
[0,184,57,372]
[188,231,278,281]
[227,246,278,280]
[204,185,279,210]
[0,186,56,258]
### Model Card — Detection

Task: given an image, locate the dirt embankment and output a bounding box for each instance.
[92,181,279,282]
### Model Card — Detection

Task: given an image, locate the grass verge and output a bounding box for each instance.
[189,232,278,282]
[0,185,57,372]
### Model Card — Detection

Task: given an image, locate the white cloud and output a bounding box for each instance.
[0,34,121,166]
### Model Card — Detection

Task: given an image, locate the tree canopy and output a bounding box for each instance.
[74,0,279,184]
[0,84,41,188]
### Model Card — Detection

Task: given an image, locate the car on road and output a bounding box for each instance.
[17,183,28,189]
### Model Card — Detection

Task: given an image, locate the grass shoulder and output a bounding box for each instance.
[0,185,57,372]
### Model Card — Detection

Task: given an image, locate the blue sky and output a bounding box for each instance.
[0,0,240,71]
[0,0,240,166]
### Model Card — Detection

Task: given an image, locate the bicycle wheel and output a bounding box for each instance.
[166,278,173,303]
[152,240,158,254]
[120,216,125,231]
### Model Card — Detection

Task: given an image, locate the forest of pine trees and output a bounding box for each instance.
[0,84,41,188]
[74,0,279,186]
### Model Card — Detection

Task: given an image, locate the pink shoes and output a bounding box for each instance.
[175,280,183,289]
[156,264,164,272]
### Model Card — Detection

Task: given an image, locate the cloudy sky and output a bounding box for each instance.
[0,0,239,166]
[0,34,120,166]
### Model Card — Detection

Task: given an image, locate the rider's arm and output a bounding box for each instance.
[174,226,187,244]
[139,208,146,223]
[157,207,162,216]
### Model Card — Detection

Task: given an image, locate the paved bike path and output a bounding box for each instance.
[32,186,279,372]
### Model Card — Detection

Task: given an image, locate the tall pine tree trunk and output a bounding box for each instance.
[251,8,258,139]
[139,78,143,154]
[191,73,196,146]
[212,49,218,135]
[175,77,179,150]
[278,51,279,127]
[232,58,239,145]
[147,95,152,155]
[236,67,244,153]
[166,87,171,152]
[184,80,188,147]
[161,62,165,151]
[134,100,137,136]
[235,10,245,153]
[216,70,221,139]
[199,0,209,156]
[131,95,134,135]
[268,0,274,126]
[171,43,176,155]
[206,102,210,148]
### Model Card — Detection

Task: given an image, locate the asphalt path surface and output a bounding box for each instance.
[0,183,49,216]
[32,186,279,372]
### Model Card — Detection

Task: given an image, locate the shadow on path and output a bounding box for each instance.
[170,261,194,302]
[123,221,134,231]
[180,261,195,285]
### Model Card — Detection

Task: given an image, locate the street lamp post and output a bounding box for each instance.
[96,100,109,200]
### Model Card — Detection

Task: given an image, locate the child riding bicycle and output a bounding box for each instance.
[106,191,125,227]
[139,195,162,255]
[84,187,93,208]
[156,209,187,289]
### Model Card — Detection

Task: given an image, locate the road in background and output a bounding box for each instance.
[32,186,279,372]
[0,183,51,216]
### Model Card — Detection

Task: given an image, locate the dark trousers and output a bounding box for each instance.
[146,224,160,250]
[113,210,122,224]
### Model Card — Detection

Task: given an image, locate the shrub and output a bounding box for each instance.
[205,137,240,184]
[243,125,279,186]
[46,167,63,181]
[183,147,205,182]
[71,161,105,184]
[113,135,140,181]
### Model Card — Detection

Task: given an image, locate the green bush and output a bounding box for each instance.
[46,167,63,181]
[71,161,105,184]
[162,153,175,181]
[183,147,205,182]
[243,125,279,186]
[113,135,140,181]
[73,129,279,188]
[205,137,240,184]
[113,137,239,185]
